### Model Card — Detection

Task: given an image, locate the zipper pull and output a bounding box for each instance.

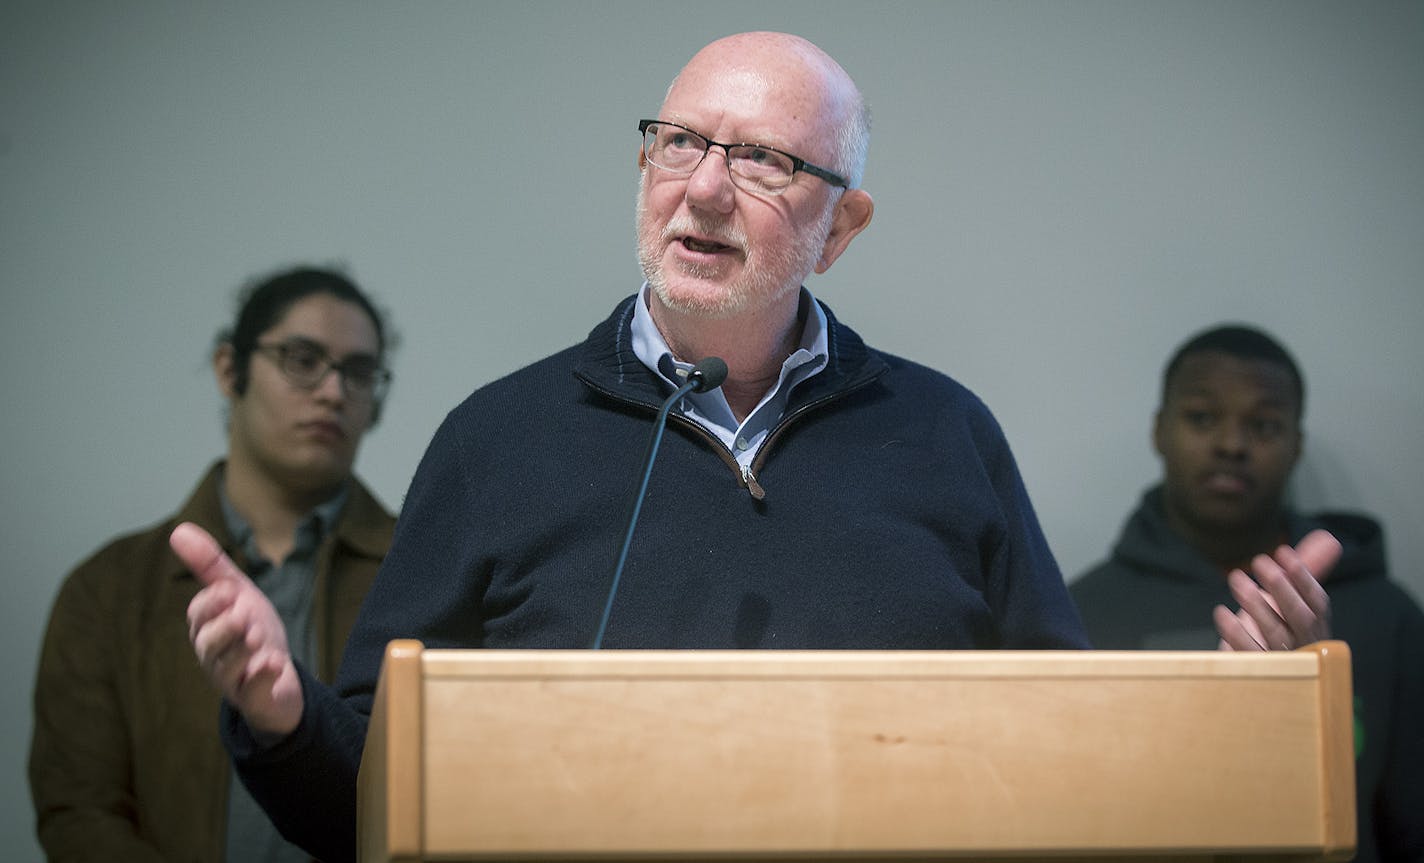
[743,467,766,501]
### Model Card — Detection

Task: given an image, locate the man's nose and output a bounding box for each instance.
[684,147,736,213]
[1213,420,1248,455]
[311,366,347,404]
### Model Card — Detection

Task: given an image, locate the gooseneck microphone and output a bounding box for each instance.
[590,356,728,649]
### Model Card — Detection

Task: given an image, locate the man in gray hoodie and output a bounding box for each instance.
[1071,323,1424,863]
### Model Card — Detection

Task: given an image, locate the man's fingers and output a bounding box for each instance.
[244,648,290,688]
[1214,604,1266,651]
[190,604,247,673]
[1214,531,1338,653]
[1294,529,1342,584]
[1226,566,1289,647]
[171,522,248,587]
[1271,543,1332,621]
[186,577,238,638]
[1224,543,1333,652]
[191,605,283,701]
[1268,544,1332,644]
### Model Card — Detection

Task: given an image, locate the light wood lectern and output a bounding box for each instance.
[358,640,1355,862]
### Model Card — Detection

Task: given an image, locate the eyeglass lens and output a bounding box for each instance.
[644,123,798,192]
[267,340,385,399]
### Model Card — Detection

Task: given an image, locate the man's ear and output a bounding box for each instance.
[814,188,874,274]
[1151,409,1166,457]
[214,343,239,400]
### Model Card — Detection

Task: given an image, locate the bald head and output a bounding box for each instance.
[665,32,870,188]
[636,31,875,328]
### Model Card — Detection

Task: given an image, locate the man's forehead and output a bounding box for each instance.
[1169,353,1298,405]
[665,70,770,121]
[662,71,830,157]
[264,305,381,357]
[269,333,380,361]
[667,62,811,116]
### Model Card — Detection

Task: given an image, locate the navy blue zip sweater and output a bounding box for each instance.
[226,296,1088,862]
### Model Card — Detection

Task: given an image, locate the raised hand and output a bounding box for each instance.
[172,522,304,736]
[1214,529,1340,651]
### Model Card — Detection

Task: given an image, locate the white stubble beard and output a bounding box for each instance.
[635,173,835,320]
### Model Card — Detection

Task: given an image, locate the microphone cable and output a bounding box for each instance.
[590,356,728,649]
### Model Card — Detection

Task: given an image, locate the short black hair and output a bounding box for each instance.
[217,265,392,420]
[1161,324,1304,417]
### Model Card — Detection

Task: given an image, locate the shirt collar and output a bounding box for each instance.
[216,467,349,567]
[628,283,830,455]
[630,283,829,395]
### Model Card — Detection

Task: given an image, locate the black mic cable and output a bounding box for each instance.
[590,356,728,649]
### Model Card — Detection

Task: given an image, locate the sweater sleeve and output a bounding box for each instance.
[223,662,368,863]
[337,399,491,684]
[971,402,1089,649]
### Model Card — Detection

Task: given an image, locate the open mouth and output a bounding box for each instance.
[681,236,733,254]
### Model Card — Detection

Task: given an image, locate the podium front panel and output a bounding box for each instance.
[361,644,1354,862]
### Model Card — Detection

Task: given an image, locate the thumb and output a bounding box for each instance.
[170,522,246,587]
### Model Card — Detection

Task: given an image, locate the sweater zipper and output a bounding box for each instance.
[738,377,880,500]
[576,379,753,492]
[663,413,768,499]
[740,393,841,499]
[583,372,879,501]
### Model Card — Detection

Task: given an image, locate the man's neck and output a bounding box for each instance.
[1168,507,1287,573]
[222,455,338,565]
[648,291,803,422]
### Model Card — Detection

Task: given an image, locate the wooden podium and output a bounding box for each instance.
[358,641,1355,862]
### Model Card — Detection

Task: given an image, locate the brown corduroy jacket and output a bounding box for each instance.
[29,462,395,862]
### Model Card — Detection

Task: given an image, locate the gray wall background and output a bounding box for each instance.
[2,1,1420,856]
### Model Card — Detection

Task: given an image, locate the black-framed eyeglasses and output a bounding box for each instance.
[638,119,849,194]
[253,338,391,403]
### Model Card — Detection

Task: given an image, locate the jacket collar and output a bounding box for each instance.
[165,461,393,581]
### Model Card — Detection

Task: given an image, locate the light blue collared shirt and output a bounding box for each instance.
[630,283,829,473]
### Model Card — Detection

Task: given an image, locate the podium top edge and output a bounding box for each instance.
[411,645,1340,680]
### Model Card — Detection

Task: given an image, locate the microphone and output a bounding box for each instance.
[590,356,727,649]
[685,356,728,393]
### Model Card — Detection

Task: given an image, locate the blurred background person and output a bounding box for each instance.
[29,266,398,862]
[1071,323,1424,863]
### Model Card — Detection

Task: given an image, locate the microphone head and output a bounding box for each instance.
[688,356,728,393]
